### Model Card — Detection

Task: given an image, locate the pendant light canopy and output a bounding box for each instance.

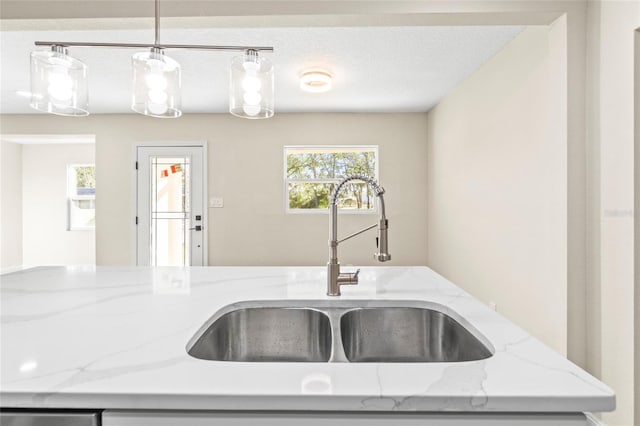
[229,49,274,119]
[30,45,88,116]
[132,48,182,118]
[28,0,273,119]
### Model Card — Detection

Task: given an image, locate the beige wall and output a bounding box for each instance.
[586,1,639,425]
[21,143,95,266]
[0,114,429,267]
[0,141,23,271]
[206,114,428,267]
[585,0,603,384]
[425,24,567,354]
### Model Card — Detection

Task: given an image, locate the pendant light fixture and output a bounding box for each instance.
[229,49,274,119]
[131,48,181,118]
[29,0,274,119]
[130,0,181,118]
[30,45,88,116]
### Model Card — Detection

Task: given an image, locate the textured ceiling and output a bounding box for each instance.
[0,25,524,114]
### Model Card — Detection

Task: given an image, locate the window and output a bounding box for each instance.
[284,146,378,213]
[67,164,96,230]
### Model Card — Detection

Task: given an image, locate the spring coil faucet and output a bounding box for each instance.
[327,174,391,296]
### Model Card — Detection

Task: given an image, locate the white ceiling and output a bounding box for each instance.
[0,25,524,115]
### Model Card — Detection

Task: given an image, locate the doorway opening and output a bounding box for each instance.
[0,134,96,272]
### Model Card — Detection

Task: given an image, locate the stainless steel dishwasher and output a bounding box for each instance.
[0,410,101,425]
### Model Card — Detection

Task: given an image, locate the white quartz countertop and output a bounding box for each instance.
[0,266,614,412]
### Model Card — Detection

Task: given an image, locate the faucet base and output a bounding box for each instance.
[327,262,359,296]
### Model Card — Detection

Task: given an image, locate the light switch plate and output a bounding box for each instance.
[209,197,224,208]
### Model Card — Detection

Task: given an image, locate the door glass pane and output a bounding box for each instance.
[150,156,191,266]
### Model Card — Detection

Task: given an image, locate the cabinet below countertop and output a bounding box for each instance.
[103,410,593,426]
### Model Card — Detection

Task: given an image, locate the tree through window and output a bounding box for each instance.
[67,164,96,230]
[284,146,378,212]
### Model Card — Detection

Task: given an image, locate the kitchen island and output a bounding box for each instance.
[0,266,614,425]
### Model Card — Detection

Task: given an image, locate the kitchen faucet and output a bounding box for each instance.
[327,174,391,296]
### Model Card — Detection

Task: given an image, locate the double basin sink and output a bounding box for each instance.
[187,300,493,363]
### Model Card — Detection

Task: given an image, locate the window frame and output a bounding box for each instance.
[283,145,379,214]
[67,163,96,231]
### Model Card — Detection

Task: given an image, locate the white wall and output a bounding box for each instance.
[0,140,23,271]
[425,24,567,354]
[586,2,639,425]
[0,114,429,267]
[21,143,95,266]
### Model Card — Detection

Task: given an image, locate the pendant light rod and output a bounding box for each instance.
[34,41,273,52]
[35,0,273,52]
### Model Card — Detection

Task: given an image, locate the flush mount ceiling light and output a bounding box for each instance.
[300,69,332,93]
[29,0,274,119]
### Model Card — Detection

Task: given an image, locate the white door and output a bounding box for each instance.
[136,145,206,266]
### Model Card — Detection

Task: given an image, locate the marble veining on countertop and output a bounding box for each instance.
[0,266,615,412]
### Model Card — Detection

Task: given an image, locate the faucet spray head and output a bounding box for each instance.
[374,218,391,262]
[375,252,392,262]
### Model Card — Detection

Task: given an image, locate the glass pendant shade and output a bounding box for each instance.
[29,46,89,116]
[229,49,274,119]
[131,48,182,118]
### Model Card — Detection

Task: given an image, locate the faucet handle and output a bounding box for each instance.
[337,268,360,286]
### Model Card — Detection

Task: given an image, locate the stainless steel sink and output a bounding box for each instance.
[187,307,332,362]
[340,307,493,362]
[187,300,493,363]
